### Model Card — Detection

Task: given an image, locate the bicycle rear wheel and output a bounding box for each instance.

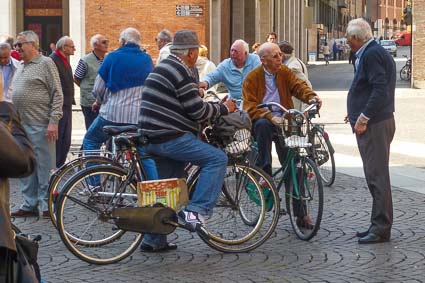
[286,157,323,241]
[400,65,410,81]
[311,127,336,186]
[56,165,142,264]
[190,163,280,252]
[48,156,116,227]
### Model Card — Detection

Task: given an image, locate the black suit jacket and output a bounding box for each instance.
[50,53,75,107]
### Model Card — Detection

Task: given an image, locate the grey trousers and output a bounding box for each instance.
[356,117,395,238]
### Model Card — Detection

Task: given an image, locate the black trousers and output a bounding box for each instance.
[81,105,99,131]
[56,105,72,168]
[356,117,395,238]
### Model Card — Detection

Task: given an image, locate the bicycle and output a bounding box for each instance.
[305,106,336,186]
[258,102,324,241]
[47,125,138,227]
[55,120,280,264]
[400,55,411,81]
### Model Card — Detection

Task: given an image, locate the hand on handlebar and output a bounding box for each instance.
[270,116,283,125]
[224,98,237,113]
[308,96,322,108]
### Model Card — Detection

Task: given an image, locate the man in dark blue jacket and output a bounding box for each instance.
[345,18,396,244]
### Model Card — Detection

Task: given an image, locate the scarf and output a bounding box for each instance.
[98,43,153,93]
[55,49,69,69]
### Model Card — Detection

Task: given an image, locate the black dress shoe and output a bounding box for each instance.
[358,233,389,244]
[356,230,369,238]
[140,242,177,252]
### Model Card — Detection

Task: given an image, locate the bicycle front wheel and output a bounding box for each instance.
[400,65,410,81]
[56,165,142,264]
[286,157,323,241]
[190,163,280,252]
[311,128,336,186]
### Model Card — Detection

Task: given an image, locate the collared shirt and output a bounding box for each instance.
[355,38,374,71]
[11,55,63,125]
[262,67,281,115]
[1,58,19,102]
[94,75,143,124]
[204,53,261,100]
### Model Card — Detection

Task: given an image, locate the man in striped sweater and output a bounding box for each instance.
[139,30,237,252]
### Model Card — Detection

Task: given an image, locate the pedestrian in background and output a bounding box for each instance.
[74,34,109,130]
[0,42,20,102]
[155,29,172,64]
[0,101,35,282]
[11,30,63,218]
[0,35,21,61]
[266,32,277,43]
[50,36,76,168]
[345,18,396,244]
[322,42,330,65]
[279,40,312,111]
[252,42,261,54]
[195,44,216,81]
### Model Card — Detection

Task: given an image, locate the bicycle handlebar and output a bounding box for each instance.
[257,101,318,117]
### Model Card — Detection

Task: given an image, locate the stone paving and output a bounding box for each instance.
[9,171,425,283]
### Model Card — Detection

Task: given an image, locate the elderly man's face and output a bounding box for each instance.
[15,36,37,62]
[94,36,109,53]
[230,43,247,68]
[62,39,75,56]
[0,49,11,66]
[260,44,283,74]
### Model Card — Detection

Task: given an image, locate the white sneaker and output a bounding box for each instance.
[177,210,205,232]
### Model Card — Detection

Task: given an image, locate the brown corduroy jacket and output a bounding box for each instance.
[242,65,317,121]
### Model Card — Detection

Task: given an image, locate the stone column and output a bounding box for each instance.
[412,0,425,88]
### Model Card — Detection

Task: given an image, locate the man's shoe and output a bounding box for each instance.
[356,230,369,238]
[42,211,50,218]
[11,209,38,218]
[140,242,177,253]
[177,210,205,232]
[358,233,389,244]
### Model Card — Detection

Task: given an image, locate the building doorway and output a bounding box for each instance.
[23,0,63,55]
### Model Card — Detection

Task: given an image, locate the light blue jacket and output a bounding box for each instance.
[204,53,261,99]
[1,57,19,102]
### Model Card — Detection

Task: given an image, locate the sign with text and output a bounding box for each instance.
[176,5,203,17]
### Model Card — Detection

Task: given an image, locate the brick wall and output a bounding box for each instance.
[85,1,208,64]
[412,0,425,88]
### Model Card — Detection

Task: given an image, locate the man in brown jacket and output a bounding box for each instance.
[242,42,321,175]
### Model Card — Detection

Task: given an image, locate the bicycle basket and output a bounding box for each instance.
[224,128,252,156]
[281,112,311,148]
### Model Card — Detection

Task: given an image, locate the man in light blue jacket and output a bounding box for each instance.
[0,42,20,102]
[199,39,261,100]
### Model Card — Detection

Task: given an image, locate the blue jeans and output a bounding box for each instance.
[19,124,56,212]
[82,116,158,180]
[142,133,228,248]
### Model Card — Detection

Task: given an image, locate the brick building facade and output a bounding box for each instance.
[412,0,425,88]
[85,0,209,64]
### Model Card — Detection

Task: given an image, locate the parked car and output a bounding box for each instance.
[393,31,411,46]
[380,40,397,57]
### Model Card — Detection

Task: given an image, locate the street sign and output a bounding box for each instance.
[176,5,203,17]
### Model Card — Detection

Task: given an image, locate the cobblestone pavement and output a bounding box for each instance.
[10,171,425,283]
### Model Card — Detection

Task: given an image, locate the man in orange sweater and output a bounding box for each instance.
[243,42,322,175]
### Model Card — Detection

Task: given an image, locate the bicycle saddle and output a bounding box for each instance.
[102,125,138,136]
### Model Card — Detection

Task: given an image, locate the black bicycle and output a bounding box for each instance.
[400,55,411,81]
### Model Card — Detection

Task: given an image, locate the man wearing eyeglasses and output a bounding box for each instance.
[10,30,63,218]
[74,34,109,130]
[49,36,76,168]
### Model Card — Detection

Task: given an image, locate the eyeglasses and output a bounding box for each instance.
[65,44,76,49]
[100,40,109,44]
[13,41,33,48]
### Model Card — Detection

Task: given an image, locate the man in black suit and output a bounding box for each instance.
[345,18,396,244]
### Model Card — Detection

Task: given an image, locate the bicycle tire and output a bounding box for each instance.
[311,127,336,186]
[48,156,117,227]
[56,165,142,264]
[189,163,280,252]
[400,65,410,81]
[285,157,323,241]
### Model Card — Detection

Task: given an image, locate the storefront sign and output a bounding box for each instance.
[176,5,203,17]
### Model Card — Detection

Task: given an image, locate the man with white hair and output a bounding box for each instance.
[155,29,172,64]
[82,27,157,179]
[74,34,109,130]
[10,30,63,218]
[345,18,396,244]
[50,36,75,167]
[199,39,261,100]
[0,42,19,102]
